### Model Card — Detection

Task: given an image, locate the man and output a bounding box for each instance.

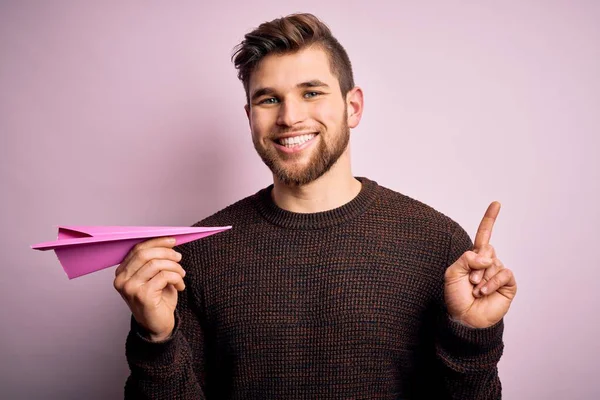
[114,13,517,399]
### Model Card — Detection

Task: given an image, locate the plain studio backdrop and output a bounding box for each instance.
[1,1,598,399]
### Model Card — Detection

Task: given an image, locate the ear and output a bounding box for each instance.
[345,86,364,129]
[244,104,251,129]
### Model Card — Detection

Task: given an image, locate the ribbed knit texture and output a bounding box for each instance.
[125,177,504,399]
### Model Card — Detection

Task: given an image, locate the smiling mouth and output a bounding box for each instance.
[276,133,318,148]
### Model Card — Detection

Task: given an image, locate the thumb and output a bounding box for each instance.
[447,251,494,279]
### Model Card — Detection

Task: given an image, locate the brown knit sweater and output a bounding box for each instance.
[125,177,504,399]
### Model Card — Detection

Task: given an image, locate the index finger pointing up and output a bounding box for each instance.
[474,201,501,251]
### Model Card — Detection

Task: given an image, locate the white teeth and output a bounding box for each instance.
[279,134,316,147]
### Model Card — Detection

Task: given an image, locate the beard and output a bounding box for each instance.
[252,108,350,186]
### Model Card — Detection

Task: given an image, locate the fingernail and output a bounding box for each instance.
[175,252,182,261]
[168,238,176,245]
[481,286,488,294]
[473,288,479,297]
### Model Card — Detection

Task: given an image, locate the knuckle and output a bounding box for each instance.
[444,266,453,279]
[490,275,502,287]
[156,270,167,281]
[462,251,474,262]
[113,276,123,291]
[123,281,136,297]
[444,270,451,281]
[136,248,151,261]
[146,259,160,271]
[129,250,142,264]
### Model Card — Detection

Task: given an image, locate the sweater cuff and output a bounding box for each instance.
[126,312,182,369]
[437,316,504,372]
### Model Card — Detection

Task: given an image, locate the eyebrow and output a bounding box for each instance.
[250,80,330,102]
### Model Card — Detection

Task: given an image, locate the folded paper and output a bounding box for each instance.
[31,225,232,279]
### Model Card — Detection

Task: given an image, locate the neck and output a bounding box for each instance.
[271,150,362,213]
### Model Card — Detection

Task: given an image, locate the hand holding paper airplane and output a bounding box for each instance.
[32,225,230,341]
[113,236,186,341]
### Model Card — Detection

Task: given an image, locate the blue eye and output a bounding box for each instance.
[304,91,320,98]
[259,97,279,104]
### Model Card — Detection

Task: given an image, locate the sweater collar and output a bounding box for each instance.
[252,177,379,230]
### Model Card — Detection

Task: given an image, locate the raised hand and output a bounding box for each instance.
[113,237,186,341]
[444,202,517,328]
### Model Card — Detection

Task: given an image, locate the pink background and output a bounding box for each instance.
[1,1,598,398]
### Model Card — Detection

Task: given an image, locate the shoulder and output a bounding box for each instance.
[370,180,473,264]
[373,182,466,237]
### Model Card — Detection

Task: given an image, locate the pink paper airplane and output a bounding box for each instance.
[31,225,232,279]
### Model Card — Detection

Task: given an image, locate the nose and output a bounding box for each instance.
[276,97,306,127]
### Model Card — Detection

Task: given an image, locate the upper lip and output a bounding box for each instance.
[273,131,318,141]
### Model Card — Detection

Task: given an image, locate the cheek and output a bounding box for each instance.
[313,103,344,129]
[250,110,273,136]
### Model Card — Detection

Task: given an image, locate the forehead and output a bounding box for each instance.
[249,46,338,93]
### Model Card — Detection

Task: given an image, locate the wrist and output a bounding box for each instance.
[448,312,503,329]
[448,314,477,329]
[148,330,174,342]
[133,318,175,343]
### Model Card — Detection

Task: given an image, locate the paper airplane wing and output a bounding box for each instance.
[31,225,231,279]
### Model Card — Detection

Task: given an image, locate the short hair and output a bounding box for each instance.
[232,13,355,105]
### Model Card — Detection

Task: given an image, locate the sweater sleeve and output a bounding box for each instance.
[435,223,504,399]
[123,242,207,399]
